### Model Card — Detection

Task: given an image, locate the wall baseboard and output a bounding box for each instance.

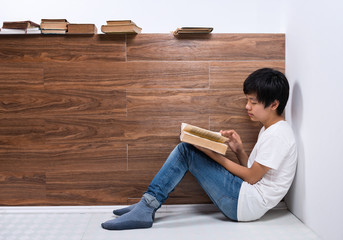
[0,202,286,214]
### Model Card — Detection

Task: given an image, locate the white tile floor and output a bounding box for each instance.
[0,204,320,240]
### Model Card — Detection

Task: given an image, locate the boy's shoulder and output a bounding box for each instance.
[259,121,296,146]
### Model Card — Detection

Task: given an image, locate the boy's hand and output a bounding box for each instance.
[220,130,244,154]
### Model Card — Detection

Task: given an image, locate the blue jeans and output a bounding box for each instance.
[145,142,243,221]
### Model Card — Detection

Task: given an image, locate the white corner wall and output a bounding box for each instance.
[284,1,343,240]
[2,0,343,239]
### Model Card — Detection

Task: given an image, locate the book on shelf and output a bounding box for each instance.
[67,24,97,34]
[41,19,68,22]
[180,123,228,155]
[41,29,67,34]
[40,19,68,34]
[106,20,135,25]
[101,20,142,34]
[2,20,40,29]
[173,27,213,35]
[0,28,41,34]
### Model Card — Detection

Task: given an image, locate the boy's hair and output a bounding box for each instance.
[243,68,289,116]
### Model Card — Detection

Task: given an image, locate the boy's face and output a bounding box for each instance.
[245,93,277,124]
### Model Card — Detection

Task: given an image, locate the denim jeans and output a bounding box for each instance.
[145,142,243,221]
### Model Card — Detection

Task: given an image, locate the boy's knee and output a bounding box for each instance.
[177,142,194,153]
[176,142,200,167]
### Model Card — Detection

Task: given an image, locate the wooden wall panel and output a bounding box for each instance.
[47,142,127,172]
[0,172,46,206]
[0,35,126,63]
[0,34,285,206]
[127,89,248,117]
[44,61,209,90]
[46,170,154,205]
[0,118,45,147]
[127,34,285,61]
[124,116,209,145]
[0,90,125,118]
[128,143,175,171]
[44,117,126,143]
[210,61,285,89]
[0,63,43,90]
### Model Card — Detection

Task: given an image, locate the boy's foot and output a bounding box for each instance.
[102,198,155,230]
[113,203,138,216]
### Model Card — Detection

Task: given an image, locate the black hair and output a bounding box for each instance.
[243,68,289,116]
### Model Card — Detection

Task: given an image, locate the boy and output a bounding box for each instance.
[102,68,297,229]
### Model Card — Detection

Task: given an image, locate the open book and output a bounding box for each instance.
[180,123,228,155]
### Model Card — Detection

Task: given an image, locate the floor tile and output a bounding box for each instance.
[0,206,320,240]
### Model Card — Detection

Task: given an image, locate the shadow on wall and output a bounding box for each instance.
[285,82,305,218]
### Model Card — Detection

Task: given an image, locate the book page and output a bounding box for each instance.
[181,123,228,143]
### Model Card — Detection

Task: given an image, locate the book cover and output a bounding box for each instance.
[106,20,135,25]
[40,19,69,30]
[41,19,68,22]
[101,24,142,34]
[2,20,40,29]
[40,22,68,30]
[67,24,97,34]
[180,123,228,155]
[173,27,213,35]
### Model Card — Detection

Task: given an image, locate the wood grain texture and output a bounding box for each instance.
[128,143,176,171]
[44,117,126,143]
[0,118,45,147]
[0,34,284,206]
[127,34,285,61]
[210,61,285,89]
[127,89,247,117]
[44,61,209,90]
[0,63,43,90]
[124,116,209,145]
[0,148,49,172]
[1,89,126,118]
[0,172,46,206]
[0,35,126,63]
[47,141,128,172]
[45,170,154,205]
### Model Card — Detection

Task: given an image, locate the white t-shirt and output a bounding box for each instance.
[237,120,297,221]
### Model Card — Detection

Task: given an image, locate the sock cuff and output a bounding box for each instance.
[143,193,160,209]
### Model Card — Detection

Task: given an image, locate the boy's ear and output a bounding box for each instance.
[271,100,280,111]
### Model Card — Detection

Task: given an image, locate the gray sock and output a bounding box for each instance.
[113,203,138,216]
[102,194,160,230]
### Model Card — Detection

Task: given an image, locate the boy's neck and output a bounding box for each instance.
[263,115,285,129]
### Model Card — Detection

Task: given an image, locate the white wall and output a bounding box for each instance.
[2,0,343,239]
[284,1,343,240]
[0,0,284,33]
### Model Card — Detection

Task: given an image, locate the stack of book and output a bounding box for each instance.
[40,19,69,34]
[101,20,142,34]
[0,20,40,34]
[67,24,97,34]
[173,27,213,36]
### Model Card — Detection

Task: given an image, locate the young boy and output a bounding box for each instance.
[101,68,297,229]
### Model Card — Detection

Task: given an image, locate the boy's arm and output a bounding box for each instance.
[194,145,269,185]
